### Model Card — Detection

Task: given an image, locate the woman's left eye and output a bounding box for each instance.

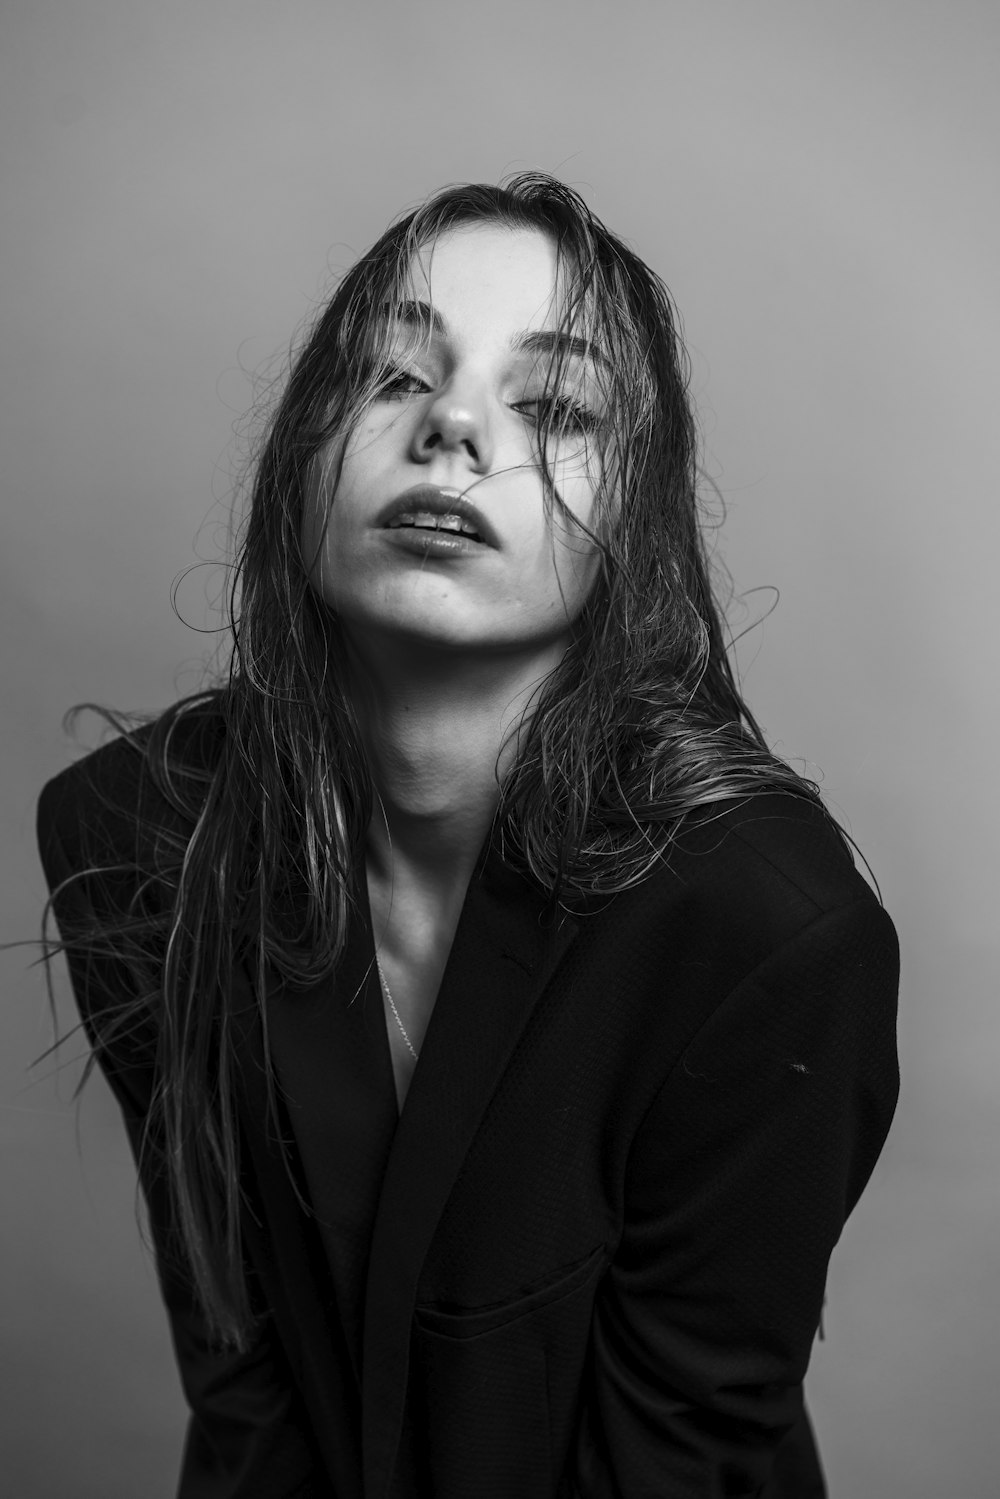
[515,397,600,436]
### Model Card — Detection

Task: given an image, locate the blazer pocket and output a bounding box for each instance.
[414,1242,608,1341]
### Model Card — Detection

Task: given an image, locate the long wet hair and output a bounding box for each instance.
[42,171,836,1349]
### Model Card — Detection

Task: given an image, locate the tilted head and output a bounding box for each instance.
[224,171,798,910]
[237,173,714,708]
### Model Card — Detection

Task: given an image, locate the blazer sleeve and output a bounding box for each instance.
[37,772,328,1499]
[568,895,900,1498]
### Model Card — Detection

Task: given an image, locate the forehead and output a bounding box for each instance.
[402,223,570,334]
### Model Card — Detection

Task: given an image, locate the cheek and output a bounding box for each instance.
[300,446,348,601]
[546,473,610,606]
[547,430,603,507]
[539,510,603,612]
[554,432,619,545]
[550,464,601,546]
[341,403,406,466]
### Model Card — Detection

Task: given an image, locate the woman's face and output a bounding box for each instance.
[302,223,609,669]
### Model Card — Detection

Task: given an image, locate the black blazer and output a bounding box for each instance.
[38,732,899,1499]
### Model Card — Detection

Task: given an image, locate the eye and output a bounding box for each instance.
[514,396,601,437]
[377,367,430,399]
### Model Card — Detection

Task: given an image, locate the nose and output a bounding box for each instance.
[408,378,493,474]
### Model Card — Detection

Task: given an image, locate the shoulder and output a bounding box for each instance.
[658,794,900,1121]
[678,789,871,905]
[612,789,897,989]
[617,793,900,1112]
[37,693,226,877]
[674,789,881,917]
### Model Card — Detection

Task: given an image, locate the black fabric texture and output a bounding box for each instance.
[37,721,900,1498]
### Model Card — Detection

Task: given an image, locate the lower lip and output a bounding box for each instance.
[380,526,492,558]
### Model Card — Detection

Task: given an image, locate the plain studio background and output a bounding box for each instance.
[2,2,996,1495]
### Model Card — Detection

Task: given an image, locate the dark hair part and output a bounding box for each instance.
[42,171,837,1349]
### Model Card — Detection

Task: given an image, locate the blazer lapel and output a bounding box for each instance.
[264,868,399,1389]
[361,840,581,1499]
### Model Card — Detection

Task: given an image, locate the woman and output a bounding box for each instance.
[38,173,900,1498]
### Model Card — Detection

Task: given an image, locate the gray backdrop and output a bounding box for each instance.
[3,2,997,1495]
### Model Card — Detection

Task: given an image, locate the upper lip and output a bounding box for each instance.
[376,485,500,549]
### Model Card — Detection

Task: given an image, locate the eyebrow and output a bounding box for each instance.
[381,298,608,373]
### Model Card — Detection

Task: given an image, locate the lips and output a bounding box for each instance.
[376,485,500,549]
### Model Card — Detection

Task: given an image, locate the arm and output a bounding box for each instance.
[568,896,900,1497]
[37,771,327,1499]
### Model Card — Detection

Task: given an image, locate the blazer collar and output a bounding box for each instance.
[262,830,582,1497]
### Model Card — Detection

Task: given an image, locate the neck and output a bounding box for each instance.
[345,628,564,905]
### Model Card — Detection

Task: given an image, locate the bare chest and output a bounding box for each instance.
[378,946,449,1112]
[369,885,463,1115]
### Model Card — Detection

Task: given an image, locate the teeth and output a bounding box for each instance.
[388,511,480,538]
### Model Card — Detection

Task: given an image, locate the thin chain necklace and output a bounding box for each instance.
[375,949,419,1061]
